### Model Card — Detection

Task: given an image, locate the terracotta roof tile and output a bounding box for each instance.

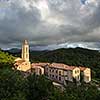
[31,63,49,68]
[14,58,22,62]
[79,67,86,71]
[31,63,88,71]
[64,66,76,70]
[49,63,76,70]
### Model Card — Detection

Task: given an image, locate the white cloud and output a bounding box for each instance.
[30,42,100,50]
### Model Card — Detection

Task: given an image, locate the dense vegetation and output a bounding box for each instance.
[0,50,15,67]
[0,66,100,100]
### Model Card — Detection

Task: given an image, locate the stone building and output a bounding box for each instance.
[31,63,49,75]
[79,67,91,83]
[45,63,80,85]
[14,40,31,72]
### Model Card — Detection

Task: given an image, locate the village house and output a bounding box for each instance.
[79,67,91,83]
[14,40,91,85]
[14,58,31,72]
[45,63,80,85]
[31,63,49,75]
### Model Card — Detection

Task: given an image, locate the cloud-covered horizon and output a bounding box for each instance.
[0,0,100,50]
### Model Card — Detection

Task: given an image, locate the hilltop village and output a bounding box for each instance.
[14,40,91,85]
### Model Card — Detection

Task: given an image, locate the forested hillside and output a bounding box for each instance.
[0,50,15,67]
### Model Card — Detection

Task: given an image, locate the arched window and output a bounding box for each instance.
[26,47,28,52]
[26,54,28,59]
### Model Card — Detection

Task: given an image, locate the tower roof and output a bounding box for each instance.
[14,57,22,62]
[23,40,28,45]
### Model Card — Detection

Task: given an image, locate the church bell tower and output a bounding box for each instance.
[22,40,29,62]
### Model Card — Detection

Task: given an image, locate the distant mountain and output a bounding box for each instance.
[5,48,21,53]
[4,48,49,57]
[2,48,21,57]
[30,47,99,63]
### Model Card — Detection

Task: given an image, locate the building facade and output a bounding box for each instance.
[31,63,49,75]
[79,67,91,83]
[14,40,31,72]
[45,63,80,85]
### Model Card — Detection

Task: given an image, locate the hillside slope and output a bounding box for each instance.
[0,50,15,67]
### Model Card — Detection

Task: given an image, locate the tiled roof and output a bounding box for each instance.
[23,40,28,45]
[14,58,22,62]
[31,63,49,68]
[64,66,76,70]
[49,63,76,71]
[15,59,25,65]
[50,63,66,68]
[79,67,87,71]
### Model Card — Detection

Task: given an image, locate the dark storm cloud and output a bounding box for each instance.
[0,0,41,44]
[0,0,100,50]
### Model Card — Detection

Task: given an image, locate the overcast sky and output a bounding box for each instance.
[0,0,100,50]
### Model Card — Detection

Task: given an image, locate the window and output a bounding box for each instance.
[16,65,18,67]
[49,69,51,72]
[52,75,54,78]
[86,76,89,81]
[26,54,28,59]
[56,70,58,73]
[26,47,28,52]
[75,70,79,74]
[56,75,58,79]
[59,71,61,75]
[52,69,54,72]
[59,77,61,81]
[77,75,80,80]
[46,68,48,70]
